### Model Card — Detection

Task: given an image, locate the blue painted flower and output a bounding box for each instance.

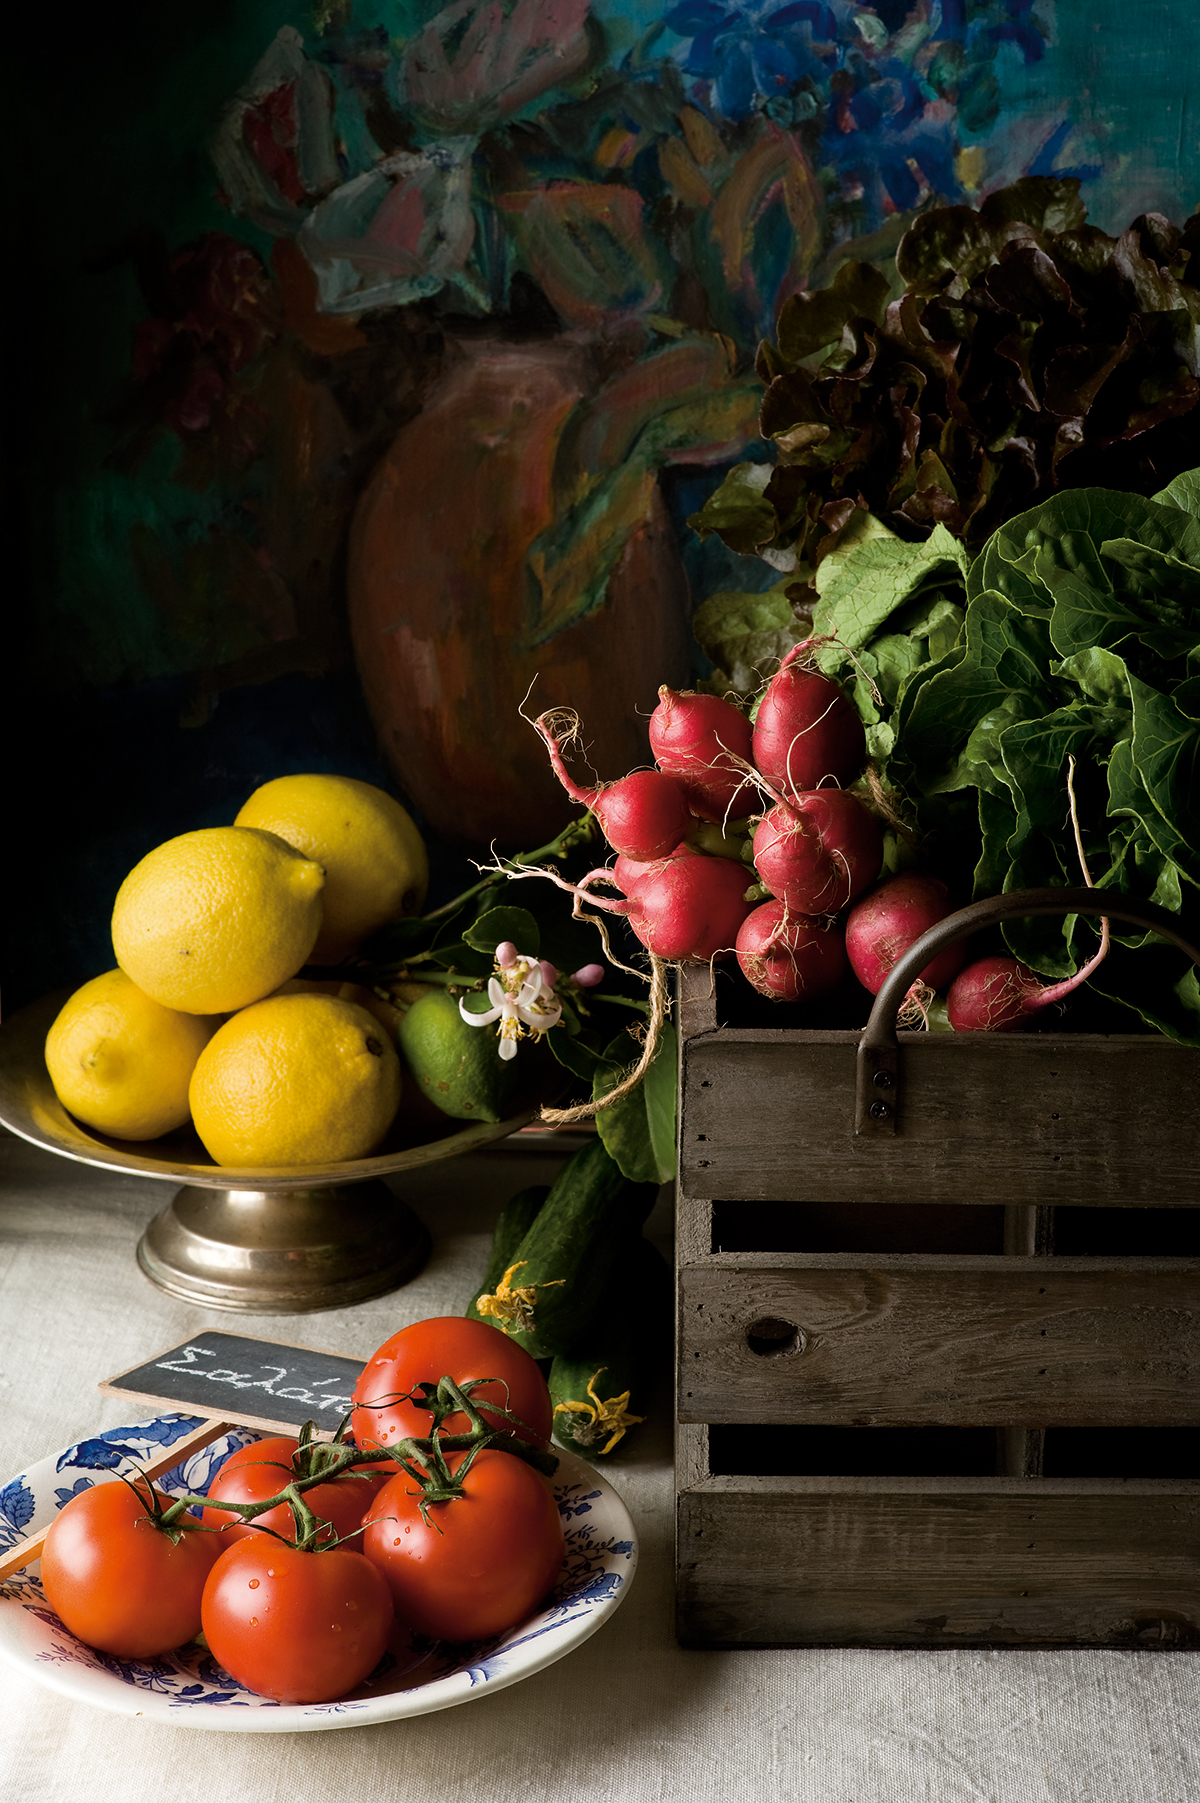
[663,0,1052,229]
[665,0,838,121]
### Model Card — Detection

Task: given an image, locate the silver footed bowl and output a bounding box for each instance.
[0,992,544,1315]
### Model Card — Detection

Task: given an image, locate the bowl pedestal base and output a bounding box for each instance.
[136,1179,432,1313]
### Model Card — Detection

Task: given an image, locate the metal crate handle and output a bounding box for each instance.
[855,886,1200,1135]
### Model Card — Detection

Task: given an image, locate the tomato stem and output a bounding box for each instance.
[153,1375,558,1543]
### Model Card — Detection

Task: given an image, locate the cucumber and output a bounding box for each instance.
[549,1237,672,1457]
[473,1138,658,1359]
[464,1185,550,1325]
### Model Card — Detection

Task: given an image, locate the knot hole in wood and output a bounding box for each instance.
[745,1316,806,1358]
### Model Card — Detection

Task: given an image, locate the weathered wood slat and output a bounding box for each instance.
[678,1259,1200,1426]
[681,1033,1200,1206]
[672,967,1200,1647]
[676,1479,1200,1647]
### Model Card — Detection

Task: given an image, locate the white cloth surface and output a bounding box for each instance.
[0,1127,1196,1803]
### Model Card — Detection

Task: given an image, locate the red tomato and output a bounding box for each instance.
[200,1437,388,1547]
[41,1479,220,1658]
[361,1447,564,1642]
[351,1316,552,1466]
[201,1537,394,1704]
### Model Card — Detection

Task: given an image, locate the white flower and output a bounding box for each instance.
[459,946,562,1060]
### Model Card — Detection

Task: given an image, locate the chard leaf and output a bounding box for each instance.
[1127,673,1200,884]
[894,591,1061,784]
[1053,645,1132,703]
[970,487,1200,628]
[923,694,1030,800]
[1107,735,1199,887]
[1096,822,1186,941]
[1174,677,1200,719]
[1084,939,1200,1046]
[924,597,966,664]
[996,704,1133,973]
[1153,466,1200,519]
[966,521,1054,616]
[1098,539,1200,647]
[974,786,1018,899]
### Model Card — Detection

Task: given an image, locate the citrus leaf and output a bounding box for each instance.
[593,1024,677,1185]
[464,906,540,959]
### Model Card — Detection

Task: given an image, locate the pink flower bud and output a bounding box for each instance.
[572,963,604,987]
[539,960,559,989]
[495,941,519,968]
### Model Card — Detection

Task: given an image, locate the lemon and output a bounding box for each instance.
[396,987,520,1123]
[45,970,220,1141]
[188,992,402,1166]
[111,827,325,1015]
[235,775,428,962]
[274,976,405,1040]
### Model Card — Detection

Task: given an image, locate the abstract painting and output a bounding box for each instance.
[6,0,1200,1003]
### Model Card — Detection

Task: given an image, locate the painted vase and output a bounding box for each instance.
[346,335,692,845]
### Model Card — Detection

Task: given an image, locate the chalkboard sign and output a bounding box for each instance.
[100,1332,367,1436]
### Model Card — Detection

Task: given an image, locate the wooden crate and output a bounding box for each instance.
[674,959,1200,1649]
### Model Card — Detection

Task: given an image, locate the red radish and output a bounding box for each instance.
[612,841,697,897]
[649,687,757,822]
[845,874,968,995]
[947,754,1113,1032]
[736,901,847,1002]
[752,643,866,799]
[561,851,754,961]
[947,939,1109,1033]
[624,854,754,960]
[535,713,690,859]
[752,790,882,915]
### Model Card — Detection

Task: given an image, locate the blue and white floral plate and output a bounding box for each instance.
[0,1414,637,1731]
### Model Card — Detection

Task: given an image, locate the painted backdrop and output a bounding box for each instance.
[6,0,1200,1007]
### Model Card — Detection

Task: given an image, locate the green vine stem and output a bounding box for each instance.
[151,1376,558,1546]
[419,813,600,923]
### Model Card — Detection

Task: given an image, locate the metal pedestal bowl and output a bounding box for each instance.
[0,994,543,1314]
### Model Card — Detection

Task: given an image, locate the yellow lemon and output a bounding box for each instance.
[111,827,325,1014]
[273,976,405,1039]
[235,774,428,962]
[45,970,220,1141]
[188,992,402,1166]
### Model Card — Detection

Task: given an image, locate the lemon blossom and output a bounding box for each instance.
[459,943,563,1060]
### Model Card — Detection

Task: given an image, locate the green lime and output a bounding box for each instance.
[396,988,520,1123]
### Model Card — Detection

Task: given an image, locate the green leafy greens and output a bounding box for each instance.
[804,474,1200,1044]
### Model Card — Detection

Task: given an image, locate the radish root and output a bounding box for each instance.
[540,952,669,1128]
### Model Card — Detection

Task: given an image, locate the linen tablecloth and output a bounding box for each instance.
[0,1128,1195,1803]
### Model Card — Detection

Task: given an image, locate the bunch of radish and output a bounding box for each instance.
[533,643,1107,1031]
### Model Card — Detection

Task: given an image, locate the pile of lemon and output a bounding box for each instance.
[44,776,429,1168]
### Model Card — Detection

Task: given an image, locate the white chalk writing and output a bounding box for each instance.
[154,1347,354,1415]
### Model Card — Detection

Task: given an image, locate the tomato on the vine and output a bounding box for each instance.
[200,1436,388,1547]
[351,1316,552,1464]
[201,1537,394,1704]
[41,1478,220,1659]
[361,1446,564,1642]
